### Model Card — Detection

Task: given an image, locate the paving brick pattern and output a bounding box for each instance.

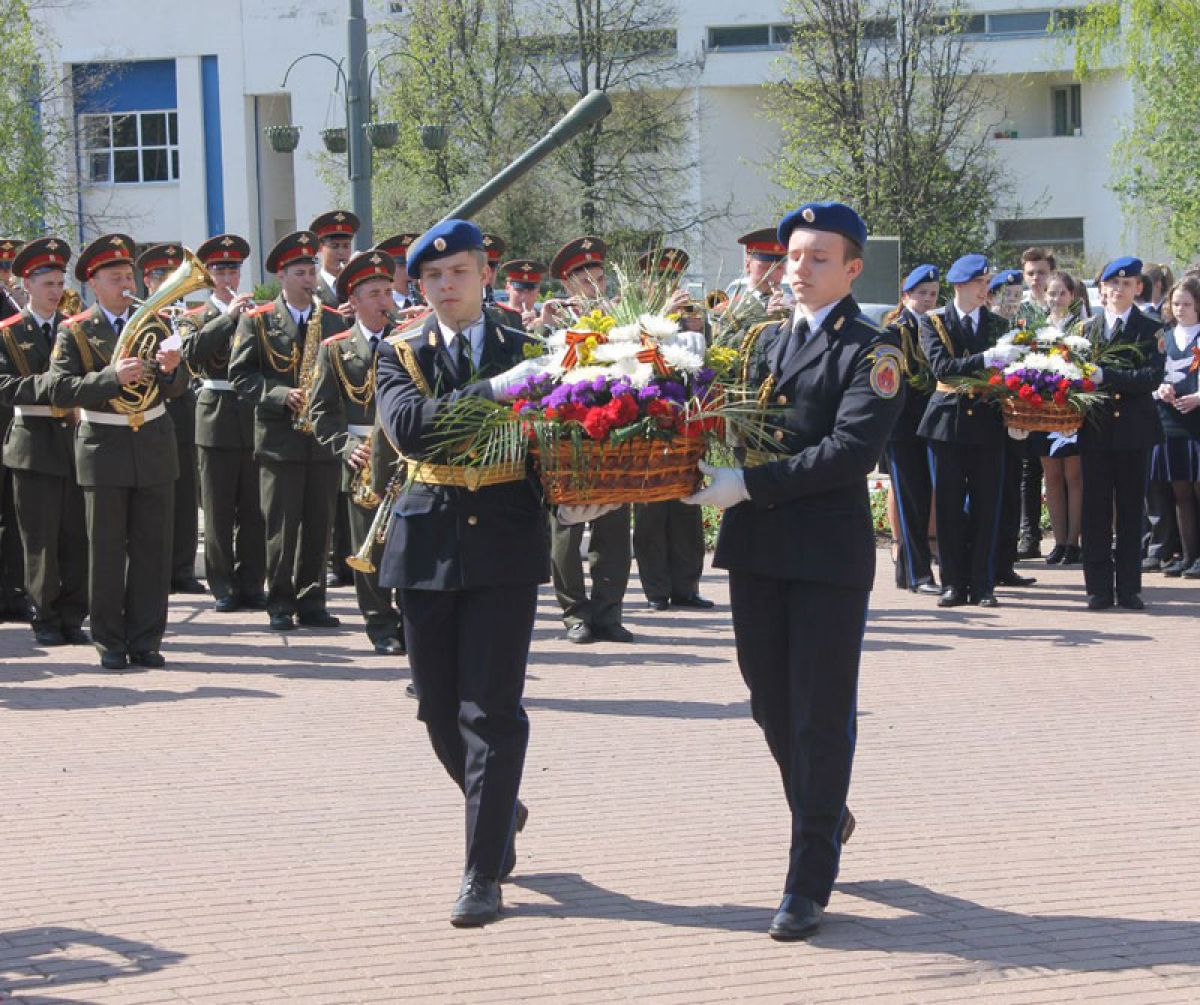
[2,554,1198,1003]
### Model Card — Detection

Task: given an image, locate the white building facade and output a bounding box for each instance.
[35,0,1151,289]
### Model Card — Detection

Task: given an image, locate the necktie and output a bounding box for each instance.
[962,314,975,340]
[368,334,379,355]
[455,335,472,381]
[113,316,125,336]
[1109,317,1123,342]
[297,312,308,328]
[41,322,52,343]
[784,317,809,365]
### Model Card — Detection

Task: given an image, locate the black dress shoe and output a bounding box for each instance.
[242,591,269,610]
[937,587,967,608]
[172,577,206,594]
[995,571,1036,587]
[99,649,129,671]
[404,683,418,699]
[976,593,999,608]
[1184,558,1200,579]
[566,622,593,644]
[298,611,341,628]
[913,581,942,596]
[214,595,240,613]
[1162,558,1189,578]
[33,626,66,646]
[1087,593,1114,611]
[646,597,670,611]
[373,636,405,655]
[1045,545,1067,565]
[1016,544,1042,560]
[839,807,856,844]
[592,623,634,643]
[1117,593,1146,610]
[269,613,297,631]
[1063,545,1082,564]
[62,626,90,645]
[1141,556,1163,572]
[515,799,529,833]
[450,870,501,927]
[670,593,715,609]
[130,650,166,668]
[325,571,342,589]
[768,894,823,941]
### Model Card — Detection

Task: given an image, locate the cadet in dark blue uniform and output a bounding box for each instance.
[883,264,940,593]
[918,255,1019,608]
[684,202,904,941]
[374,220,548,928]
[1079,257,1166,609]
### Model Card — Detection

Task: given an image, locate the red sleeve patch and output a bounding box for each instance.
[322,332,350,345]
[65,310,91,324]
[0,313,24,329]
[247,302,275,317]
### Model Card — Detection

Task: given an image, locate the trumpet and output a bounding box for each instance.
[346,465,404,574]
[350,433,381,509]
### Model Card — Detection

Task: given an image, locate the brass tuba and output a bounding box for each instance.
[111,248,214,416]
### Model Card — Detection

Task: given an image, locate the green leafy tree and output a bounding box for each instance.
[1070,1,1200,263]
[767,0,1012,269]
[0,1,56,234]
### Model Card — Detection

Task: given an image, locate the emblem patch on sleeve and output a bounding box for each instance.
[1157,331,1167,354]
[869,352,901,399]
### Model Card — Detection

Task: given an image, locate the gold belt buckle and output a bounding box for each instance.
[129,412,145,432]
[49,406,67,419]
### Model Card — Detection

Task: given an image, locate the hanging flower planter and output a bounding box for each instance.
[420,124,447,151]
[265,125,301,153]
[365,121,400,149]
[321,127,348,153]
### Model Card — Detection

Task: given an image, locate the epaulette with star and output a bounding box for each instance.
[246,302,274,317]
[321,303,342,315]
[322,332,351,346]
[0,313,24,330]
[65,310,91,324]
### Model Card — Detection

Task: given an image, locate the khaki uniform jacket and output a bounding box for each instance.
[0,308,76,477]
[179,299,255,450]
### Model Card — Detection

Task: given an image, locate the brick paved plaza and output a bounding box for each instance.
[2,553,1198,1004]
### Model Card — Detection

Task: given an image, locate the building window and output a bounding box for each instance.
[996,217,1085,258]
[988,11,1052,35]
[1052,84,1082,136]
[81,110,179,185]
[708,25,771,49]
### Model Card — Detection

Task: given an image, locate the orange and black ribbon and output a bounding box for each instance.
[561,329,605,369]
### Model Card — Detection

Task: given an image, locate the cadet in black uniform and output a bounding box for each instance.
[178,233,267,612]
[684,202,903,941]
[882,264,940,593]
[918,255,1019,608]
[0,237,30,620]
[0,237,88,646]
[1079,257,1166,609]
[374,219,547,928]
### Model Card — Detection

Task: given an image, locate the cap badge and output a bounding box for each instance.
[801,208,816,223]
[434,237,447,252]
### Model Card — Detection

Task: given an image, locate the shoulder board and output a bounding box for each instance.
[66,310,91,324]
[855,314,883,334]
[321,303,342,314]
[0,313,24,330]
[929,306,947,318]
[247,302,275,317]
[322,332,351,346]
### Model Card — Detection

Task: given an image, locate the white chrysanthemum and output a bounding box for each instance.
[658,343,704,374]
[638,314,678,339]
[1034,327,1061,346]
[1062,334,1091,354]
[608,322,643,343]
[997,330,1020,346]
[591,340,644,364]
[1006,352,1081,381]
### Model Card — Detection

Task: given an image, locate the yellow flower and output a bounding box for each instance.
[522,342,545,360]
[578,335,599,365]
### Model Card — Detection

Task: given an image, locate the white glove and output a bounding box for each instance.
[983,344,1020,368]
[556,503,621,526]
[681,461,750,510]
[1091,366,1104,386]
[488,359,544,401]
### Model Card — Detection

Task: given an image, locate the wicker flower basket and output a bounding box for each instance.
[535,436,705,505]
[1002,396,1084,434]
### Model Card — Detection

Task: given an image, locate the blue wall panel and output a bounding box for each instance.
[73,60,177,113]
[201,55,225,235]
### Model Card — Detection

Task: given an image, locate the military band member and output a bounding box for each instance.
[0,236,30,619]
[1079,257,1166,610]
[683,202,902,940]
[47,233,188,670]
[178,233,267,612]
[918,255,1017,608]
[311,210,359,309]
[725,228,786,308]
[545,236,633,644]
[374,232,422,310]
[0,237,88,646]
[228,231,346,630]
[883,264,940,593]
[308,250,405,655]
[374,219,547,927]
[137,243,205,595]
[632,247,711,611]
[500,259,546,328]
[0,239,27,320]
[481,234,524,329]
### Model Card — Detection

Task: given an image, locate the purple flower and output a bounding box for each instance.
[637,385,662,402]
[660,380,687,403]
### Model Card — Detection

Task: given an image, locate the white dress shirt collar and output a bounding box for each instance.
[100,304,130,329]
[439,315,486,363]
[1105,306,1133,334]
[29,308,56,329]
[211,292,233,315]
[953,301,981,330]
[792,299,840,335]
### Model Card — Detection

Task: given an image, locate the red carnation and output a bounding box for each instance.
[1006,375,1022,390]
[1018,384,1034,399]
[581,407,613,441]
[511,398,528,414]
[1030,392,1043,406]
[1053,391,1068,406]
[989,373,1003,385]
[1082,379,1096,392]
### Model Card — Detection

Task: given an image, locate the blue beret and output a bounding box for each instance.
[407,219,485,277]
[946,254,990,284]
[1100,256,1143,282]
[778,201,868,249]
[902,264,939,293]
[988,269,1022,292]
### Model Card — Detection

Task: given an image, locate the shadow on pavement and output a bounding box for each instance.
[525,696,750,719]
[823,880,1200,971]
[0,685,278,712]
[0,926,185,1002]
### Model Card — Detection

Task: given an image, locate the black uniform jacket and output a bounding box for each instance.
[47,306,187,488]
[1077,308,1165,452]
[374,312,550,592]
[916,303,1008,447]
[885,305,932,443]
[714,295,904,591]
[179,299,256,451]
[0,308,74,477]
[227,295,345,463]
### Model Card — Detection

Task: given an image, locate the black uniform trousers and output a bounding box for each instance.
[346,495,401,644]
[171,437,200,585]
[885,441,934,589]
[12,469,88,632]
[728,572,865,906]
[996,435,1030,576]
[930,441,1005,597]
[260,459,338,617]
[1144,480,1180,561]
[632,500,704,601]
[1082,447,1149,598]
[83,482,173,653]
[550,504,631,628]
[331,490,353,582]
[197,445,265,603]
[1018,450,1044,551]
[401,583,536,880]
[0,466,26,613]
